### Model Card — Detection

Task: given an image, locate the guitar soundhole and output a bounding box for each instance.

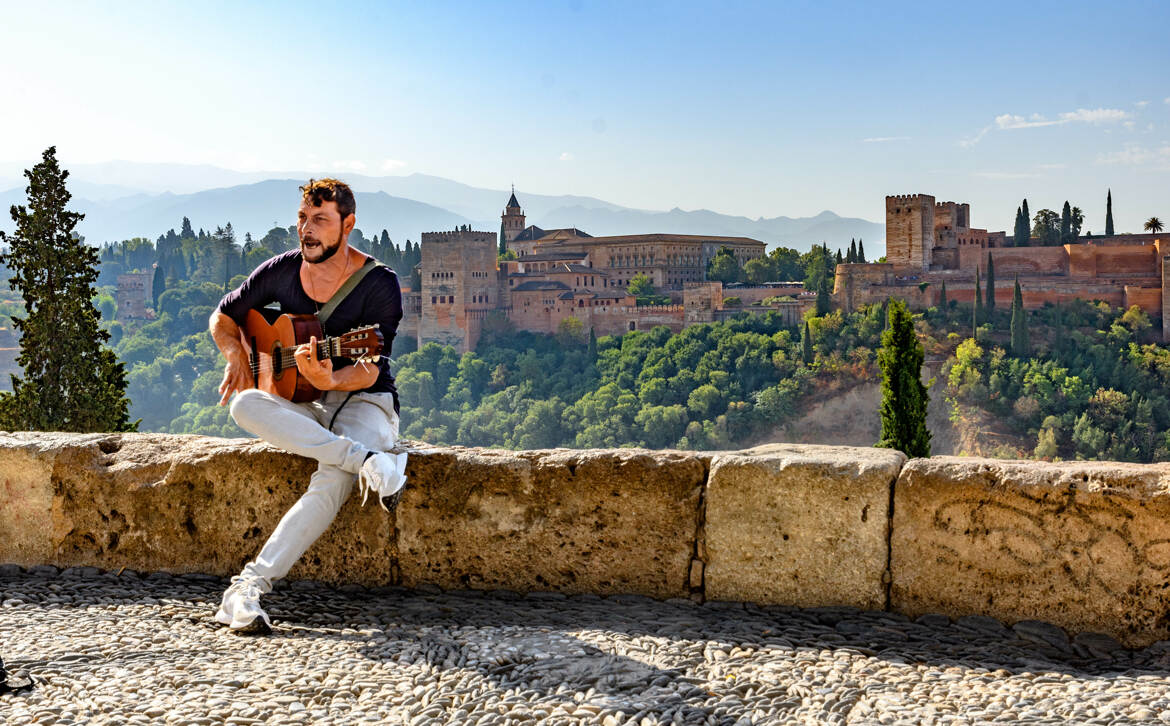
[271,343,284,380]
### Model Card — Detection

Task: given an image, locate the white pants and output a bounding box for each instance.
[228,388,400,587]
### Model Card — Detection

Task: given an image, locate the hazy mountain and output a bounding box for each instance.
[1,180,478,246]
[0,161,885,253]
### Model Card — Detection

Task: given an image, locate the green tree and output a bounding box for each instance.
[627,272,654,297]
[802,320,814,364]
[1070,206,1084,239]
[1032,209,1061,245]
[1105,189,1114,236]
[499,221,507,256]
[151,264,166,310]
[706,246,740,284]
[815,267,832,316]
[939,281,948,308]
[1060,201,1072,245]
[1013,206,1026,247]
[848,239,858,263]
[0,147,134,432]
[857,239,866,263]
[1010,276,1029,357]
[876,298,930,457]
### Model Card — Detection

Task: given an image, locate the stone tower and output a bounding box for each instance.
[501,188,525,245]
[418,229,499,353]
[885,194,936,270]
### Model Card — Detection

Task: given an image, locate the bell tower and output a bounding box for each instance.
[501,186,526,245]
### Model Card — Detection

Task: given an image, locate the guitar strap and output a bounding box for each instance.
[316,257,380,326]
[314,256,381,432]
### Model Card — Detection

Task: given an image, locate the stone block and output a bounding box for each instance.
[0,433,74,565]
[0,432,394,586]
[397,446,704,598]
[704,443,904,609]
[891,457,1170,647]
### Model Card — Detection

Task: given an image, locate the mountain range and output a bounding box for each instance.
[0,161,885,254]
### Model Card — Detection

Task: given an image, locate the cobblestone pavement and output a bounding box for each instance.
[4,567,1170,725]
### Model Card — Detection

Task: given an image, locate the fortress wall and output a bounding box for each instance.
[1095,245,1158,276]
[6,433,1170,645]
[957,246,1069,276]
[1125,286,1162,317]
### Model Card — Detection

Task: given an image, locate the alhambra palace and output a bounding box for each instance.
[397,191,1170,352]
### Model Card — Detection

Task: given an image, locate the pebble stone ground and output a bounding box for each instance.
[4,566,1170,725]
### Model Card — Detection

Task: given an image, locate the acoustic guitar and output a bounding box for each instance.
[242,308,383,402]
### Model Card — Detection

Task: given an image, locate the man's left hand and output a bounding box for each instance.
[294,336,335,390]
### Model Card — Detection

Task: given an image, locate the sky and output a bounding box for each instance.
[1,0,1168,234]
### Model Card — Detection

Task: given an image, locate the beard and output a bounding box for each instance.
[300,230,343,264]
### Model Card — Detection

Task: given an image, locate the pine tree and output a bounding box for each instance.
[180,216,194,238]
[1010,276,1029,357]
[1060,201,1072,245]
[985,253,995,318]
[1105,189,1114,236]
[857,239,866,263]
[876,298,930,457]
[802,321,814,364]
[0,147,133,432]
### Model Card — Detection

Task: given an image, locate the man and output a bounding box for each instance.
[208,178,407,634]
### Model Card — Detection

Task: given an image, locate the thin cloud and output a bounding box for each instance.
[1037,163,1067,170]
[331,160,368,172]
[558,152,574,161]
[380,159,406,172]
[975,171,1041,179]
[1096,144,1170,168]
[862,136,910,143]
[963,107,1132,146]
[1136,100,1150,108]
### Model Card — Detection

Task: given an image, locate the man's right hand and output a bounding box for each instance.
[218,351,252,406]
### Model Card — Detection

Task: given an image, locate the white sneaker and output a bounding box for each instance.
[358,451,408,511]
[214,574,272,634]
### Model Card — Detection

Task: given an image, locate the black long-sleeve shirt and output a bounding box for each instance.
[217,250,402,414]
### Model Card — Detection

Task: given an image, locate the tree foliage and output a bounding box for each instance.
[0,147,134,432]
[876,298,930,457]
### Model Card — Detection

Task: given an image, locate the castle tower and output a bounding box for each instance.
[885,194,935,269]
[419,228,499,353]
[501,187,526,245]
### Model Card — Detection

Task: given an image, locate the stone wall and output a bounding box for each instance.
[5,433,1170,646]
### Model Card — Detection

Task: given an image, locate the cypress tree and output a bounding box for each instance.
[0,147,134,432]
[1011,276,1029,357]
[151,264,166,310]
[815,266,832,316]
[857,239,866,263]
[939,281,948,309]
[802,320,814,364]
[1060,201,1072,245]
[1105,189,1114,236]
[499,220,507,256]
[848,239,857,263]
[1021,199,1030,244]
[180,216,194,238]
[836,249,843,265]
[1013,206,1025,247]
[985,253,995,318]
[876,298,931,458]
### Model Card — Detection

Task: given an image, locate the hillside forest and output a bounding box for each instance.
[2,220,1168,462]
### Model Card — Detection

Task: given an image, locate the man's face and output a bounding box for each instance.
[297,199,350,264]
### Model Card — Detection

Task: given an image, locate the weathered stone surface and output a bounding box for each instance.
[891,456,1170,647]
[704,443,904,609]
[397,446,704,598]
[0,432,393,585]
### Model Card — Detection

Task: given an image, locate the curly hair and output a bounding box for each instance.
[299,178,356,221]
